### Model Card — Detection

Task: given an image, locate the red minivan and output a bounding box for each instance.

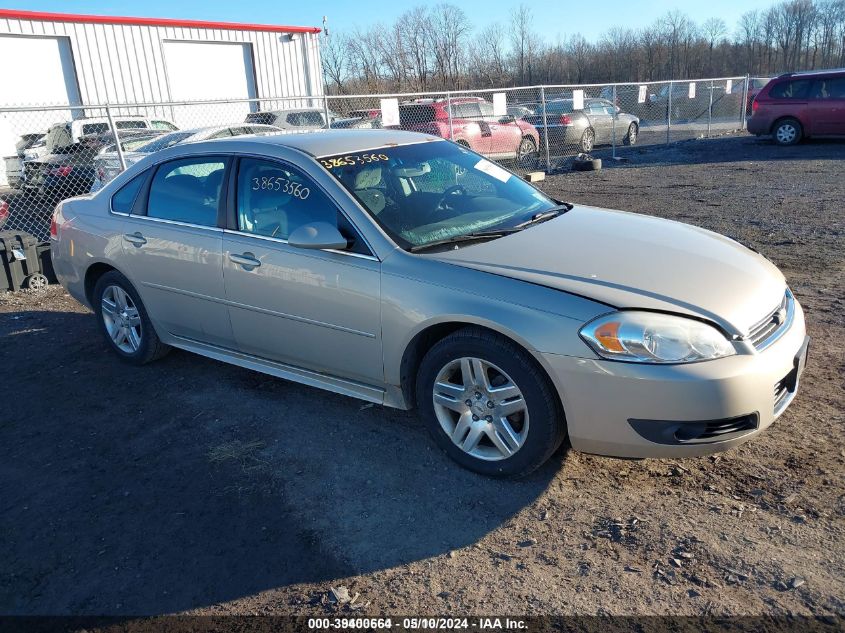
[748,69,845,145]
[398,97,540,166]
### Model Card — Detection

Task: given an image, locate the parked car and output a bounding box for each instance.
[348,108,380,120]
[3,132,48,188]
[398,97,540,166]
[747,69,845,145]
[91,124,281,190]
[244,108,339,131]
[329,116,382,130]
[23,130,163,200]
[507,105,534,120]
[40,116,177,156]
[520,98,639,152]
[51,130,808,477]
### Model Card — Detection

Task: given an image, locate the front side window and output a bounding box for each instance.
[82,123,109,136]
[151,120,178,131]
[236,158,370,255]
[146,158,226,226]
[116,121,146,130]
[319,141,560,250]
[286,111,325,127]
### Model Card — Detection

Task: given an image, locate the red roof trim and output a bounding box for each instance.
[0,9,321,34]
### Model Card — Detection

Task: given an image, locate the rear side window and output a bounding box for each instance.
[769,80,811,99]
[112,173,146,213]
[286,111,325,127]
[245,112,277,125]
[82,123,110,135]
[399,105,436,126]
[147,158,226,227]
[116,121,147,130]
[810,77,845,99]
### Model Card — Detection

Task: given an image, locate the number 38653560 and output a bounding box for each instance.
[251,176,310,200]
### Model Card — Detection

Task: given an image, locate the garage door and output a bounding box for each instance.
[0,35,81,185]
[163,41,257,127]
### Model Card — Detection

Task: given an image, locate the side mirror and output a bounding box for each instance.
[287,222,349,251]
[500,114,516,123]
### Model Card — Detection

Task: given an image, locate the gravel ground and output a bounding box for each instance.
[0,134,843,618]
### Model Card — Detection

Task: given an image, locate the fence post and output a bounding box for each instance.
[707,80,714,138]
[323,94,331,128]
[540,86,550,170]
[105,104,127,172]
[446,91,454,141]
[666,81,673,145]
[611,84,618,159]
[741,74,750,130]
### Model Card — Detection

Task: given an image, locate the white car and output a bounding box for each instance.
[91,124,281,191]
[244,108,339,131]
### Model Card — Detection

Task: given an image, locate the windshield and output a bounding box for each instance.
[319,141,559,250]
[135,131,193,153]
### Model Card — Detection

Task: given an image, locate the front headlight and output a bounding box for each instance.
[579,311,735,364]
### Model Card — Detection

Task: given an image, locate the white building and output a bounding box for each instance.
[0,8,324,184]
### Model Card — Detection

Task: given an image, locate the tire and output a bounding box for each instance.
[572,157,602,172]
[416,327,566,478]
[516,136,538,169]
[579,128,595,153]
[93,270,170,365]
[772,118,802,146]
[24,273,48,291]
[623,122,638,146]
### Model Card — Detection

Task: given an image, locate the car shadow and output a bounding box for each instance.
[0,307,562,615]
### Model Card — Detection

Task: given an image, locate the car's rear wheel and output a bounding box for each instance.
[579,128,595,152]
[623,122,638,146]
[773,118,802,146]
[416,327,566,478]
[93,270,170,365]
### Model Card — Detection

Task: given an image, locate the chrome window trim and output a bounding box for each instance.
[126,214,224,232]
[222,229,379,262]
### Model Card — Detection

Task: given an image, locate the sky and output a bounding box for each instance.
[6,0,780,41]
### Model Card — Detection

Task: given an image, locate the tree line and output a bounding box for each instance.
[321,0,845,94]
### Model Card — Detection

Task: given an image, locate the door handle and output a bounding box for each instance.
[123,232,146,246]
[229,252,261,268]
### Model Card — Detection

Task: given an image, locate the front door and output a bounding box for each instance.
[118,156,233,347]
[221,157,383,385]
[585,101,614,144]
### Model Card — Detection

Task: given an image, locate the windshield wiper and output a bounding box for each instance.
[513,203,571,229]
[409,228,523,253]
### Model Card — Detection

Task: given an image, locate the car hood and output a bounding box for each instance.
[430,206,786,334]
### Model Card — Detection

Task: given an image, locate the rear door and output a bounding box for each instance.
[453,102,489,154]
[807,77,845,136]
[118,155,234,348]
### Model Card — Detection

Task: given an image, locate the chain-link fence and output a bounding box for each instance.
[0,75,750,242]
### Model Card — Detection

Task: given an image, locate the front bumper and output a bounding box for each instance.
[542,299,808,458]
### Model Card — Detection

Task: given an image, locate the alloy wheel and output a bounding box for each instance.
[101,284,142,354]
[581,129,595,152]
[432,357,529,461]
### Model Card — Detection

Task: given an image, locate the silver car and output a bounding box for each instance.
[50,130,808,477]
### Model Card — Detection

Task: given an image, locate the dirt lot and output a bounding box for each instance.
[1,134,843,618]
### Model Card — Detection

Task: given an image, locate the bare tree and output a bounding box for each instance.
[703,18,728,74]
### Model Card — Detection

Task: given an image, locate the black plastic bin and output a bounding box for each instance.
[0,231,50,291]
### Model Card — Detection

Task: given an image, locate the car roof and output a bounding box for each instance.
[778,68,845,79]
[184,129,442,157]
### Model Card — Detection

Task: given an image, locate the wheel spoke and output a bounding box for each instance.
[491,417,522,456]
[125,309,141,328]
[111,326,126,346]
[471,359,490,390]
[434,389,466,413]
[126,327,141,352]
[461,424,484,453]
[488,382,520,401]
[451,413,472,444]
[113,286,127,310]
[101,298,119,318]
[499,397,526,417]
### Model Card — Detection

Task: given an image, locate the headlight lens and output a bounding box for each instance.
[580,311,735,363]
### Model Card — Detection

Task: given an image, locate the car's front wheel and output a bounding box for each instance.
[416,327,566,477]
[93,270,170,364]
[516,136,538,169]
[623,122,638,146]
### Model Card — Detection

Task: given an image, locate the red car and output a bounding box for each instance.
[748,69,845,145]
[398,97,540,166]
